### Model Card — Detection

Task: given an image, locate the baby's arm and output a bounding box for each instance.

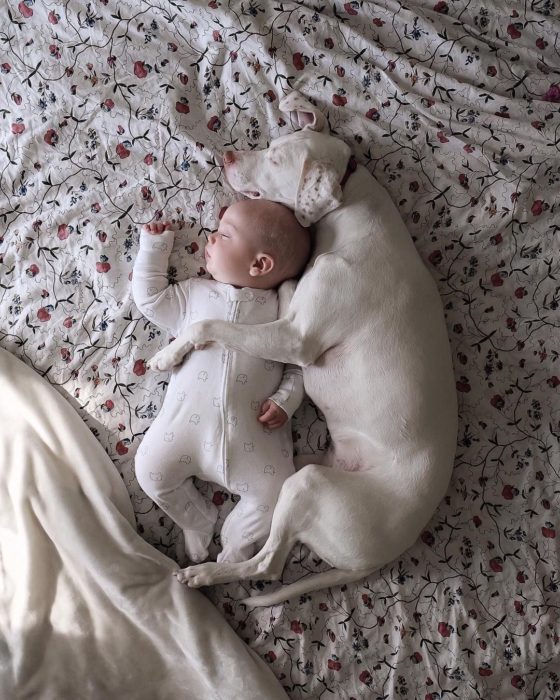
[264,364,305,426]
[132,222,190,337]
[258,278,304,428]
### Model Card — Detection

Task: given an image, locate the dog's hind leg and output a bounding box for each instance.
[174,526,295,588]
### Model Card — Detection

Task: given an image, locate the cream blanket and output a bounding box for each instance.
[0,348,287,700]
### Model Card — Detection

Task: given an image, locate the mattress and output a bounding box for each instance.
[1,0,559,697]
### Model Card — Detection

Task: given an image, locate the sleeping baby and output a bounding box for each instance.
[132,199,311,564]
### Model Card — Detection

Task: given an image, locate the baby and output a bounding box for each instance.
[133,199,311,564]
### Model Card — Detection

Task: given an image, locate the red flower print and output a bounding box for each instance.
[344,2,359,15]
[456,377,471,393]
[264,651,276,663]
[531,200,544,215]
[26,264,39,277]
[48,10,59,23]
[428,250,442,266]
[547,376,560,388]
[144,153,154,165]
[212,491,225,506]
[207,116,221,132]
[487,66,497,77]
[57,224,71,240]
[434,1,448,13]
[421,530,435,546]
[11,122,25,135]
[44,129,59,146]
[37,307,51,322]
[479,665,493,677]
[373,18,385,26]
[502,485,516,500]
[336,65,345,77]
[410,651,423,663]
[63,317,73,328]
[359,670,372,686]
[332,94,347,106]
[116,143,130,159]
[290,620,304,634]
[134,61,148,78]
[18,1,33,18]
[328,659,342,671]
[133,359,147,376]
[212,30,223,42]
[366,107,380,121]
[542,84,560,102]
[178,72,189,85]
[490,272,504,287]
[507,24,522,40]
[490,395,504,410]
[176,100,190,114]
[489,557,503,572]
[263,89,276,102]
[438,622,452,637]
[324,38,334,49]
[436,131,449,143]
[542,524,556,538]
[536,38,547,50]
[96,260,111,273]
[512,676,525,690]
[293,53,305,70]
[115,440,129,456]
[11,93,22,105]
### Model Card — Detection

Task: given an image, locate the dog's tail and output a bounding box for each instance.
[240,567,377,609]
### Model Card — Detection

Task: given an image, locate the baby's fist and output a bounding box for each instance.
[258,400,288,430]
[144,221,182,235]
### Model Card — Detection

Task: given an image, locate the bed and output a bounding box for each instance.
[1,0,559,698]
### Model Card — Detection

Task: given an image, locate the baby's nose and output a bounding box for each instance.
[222,151,235,165]
[208,233,216,244]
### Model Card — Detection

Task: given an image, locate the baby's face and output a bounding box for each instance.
[204,201,265,287]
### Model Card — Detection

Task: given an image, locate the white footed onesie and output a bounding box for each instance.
[132,229,304,563]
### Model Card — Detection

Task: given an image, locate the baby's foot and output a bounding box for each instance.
[183,528,213,563]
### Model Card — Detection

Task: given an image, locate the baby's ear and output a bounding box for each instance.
[250,253,275,276]
[295,159,343,227]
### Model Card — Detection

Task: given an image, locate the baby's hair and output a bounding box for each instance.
[252,200,311,282]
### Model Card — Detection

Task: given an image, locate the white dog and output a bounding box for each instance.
[149,92,458,608]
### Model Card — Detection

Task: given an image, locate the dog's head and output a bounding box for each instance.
[222,92,351,226]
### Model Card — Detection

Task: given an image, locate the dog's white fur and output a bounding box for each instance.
[149,92,458,608]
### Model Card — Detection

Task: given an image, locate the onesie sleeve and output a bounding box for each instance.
[132,229,190,336]
[267,278,304,418]
[268,364,305,419]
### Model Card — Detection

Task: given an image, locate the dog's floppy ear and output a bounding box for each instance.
[279,91,326,132]
[295,159,343,226]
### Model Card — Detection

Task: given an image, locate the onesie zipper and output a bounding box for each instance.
[220,300,240,489]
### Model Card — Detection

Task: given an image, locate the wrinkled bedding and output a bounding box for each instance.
[0,347,288,700]
[1,0,559,697]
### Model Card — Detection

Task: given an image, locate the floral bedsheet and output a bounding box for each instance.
[1,0,559,697]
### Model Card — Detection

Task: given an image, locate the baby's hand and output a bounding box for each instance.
[258,400,288,430]
[144,221,182,235]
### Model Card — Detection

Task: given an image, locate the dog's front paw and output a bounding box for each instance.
[174,562,218,588]
[148,342,193,371]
